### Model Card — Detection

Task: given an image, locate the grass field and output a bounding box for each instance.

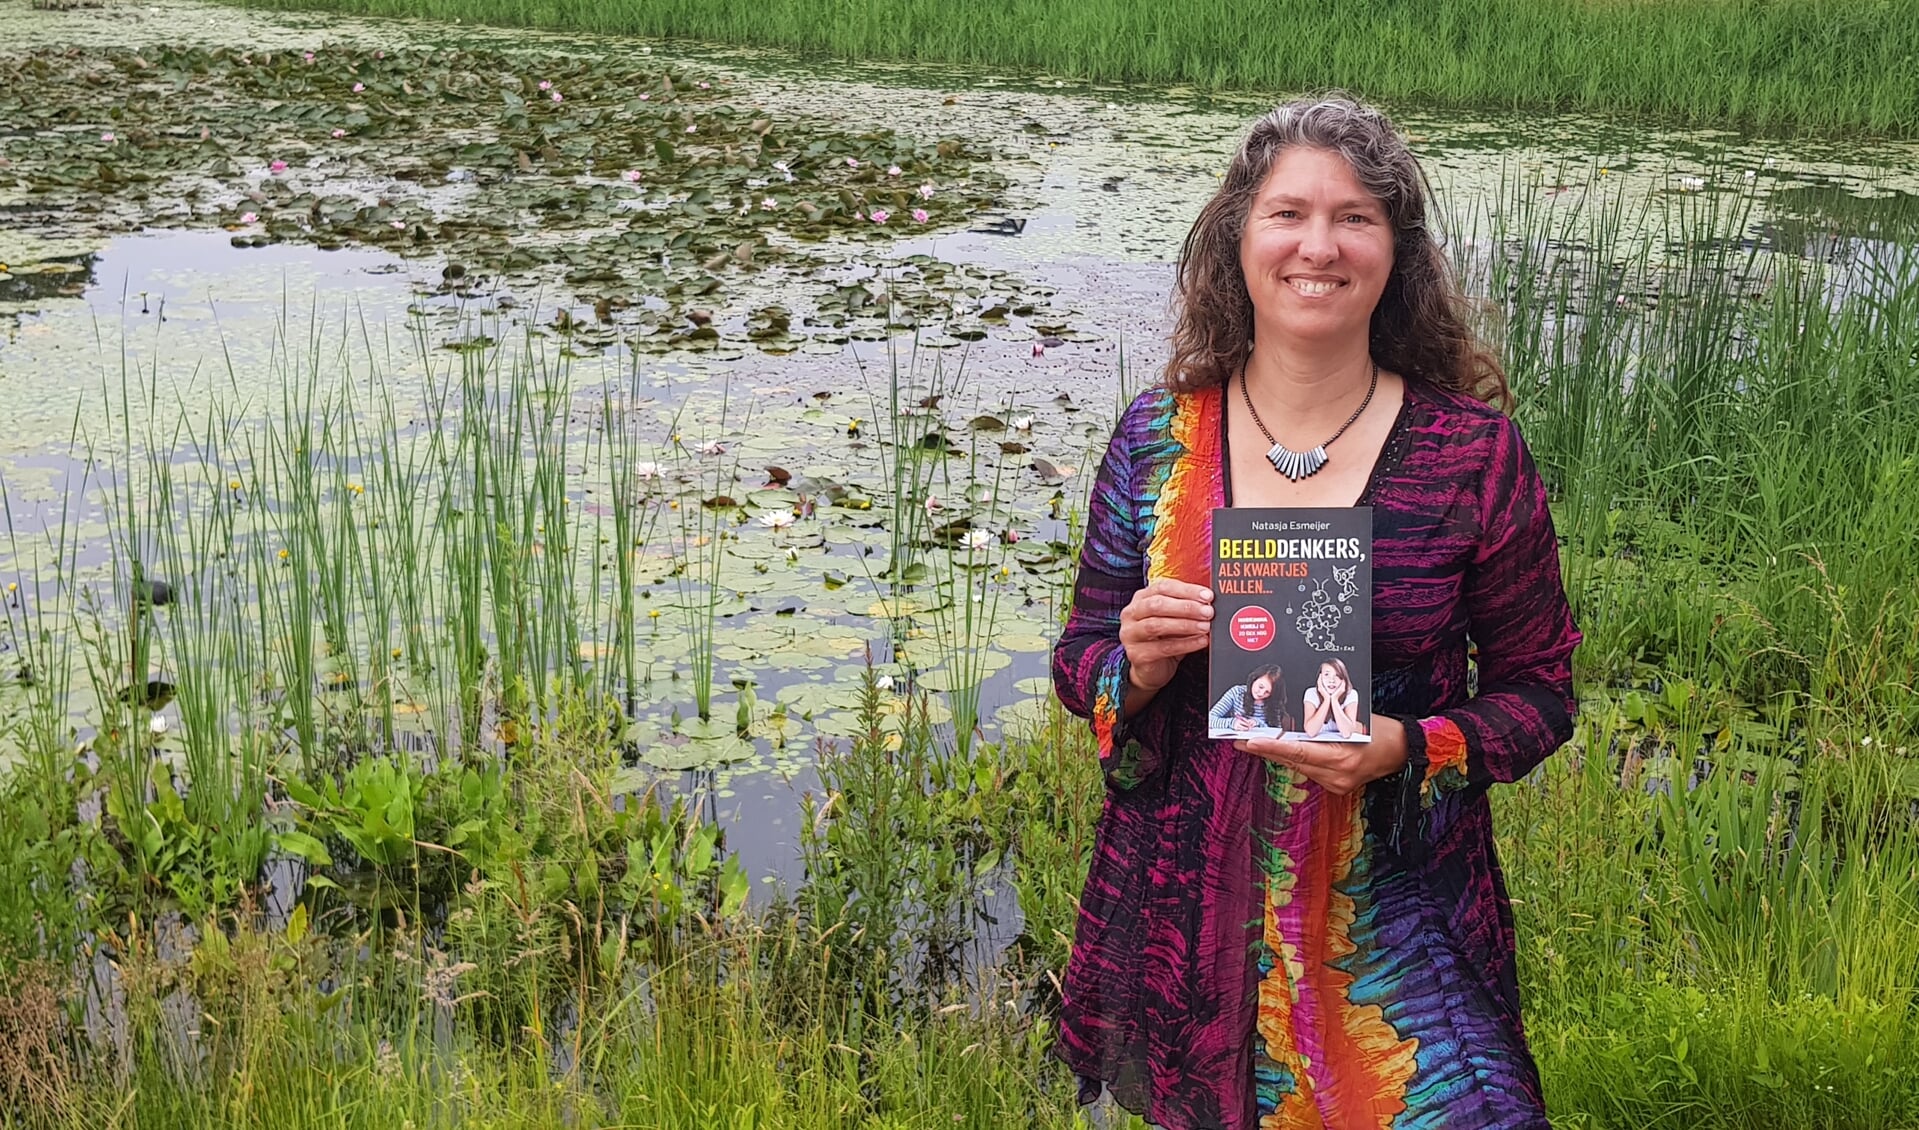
[220,0,1919,136]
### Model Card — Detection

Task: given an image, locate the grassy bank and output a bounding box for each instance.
[217,0,1919,136]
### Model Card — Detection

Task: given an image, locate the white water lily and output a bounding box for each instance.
[875,674,896,691]
[757,509,796,529]
[1011,414,1033,431]
[698,439,726,456]
[149,714,169,736]
[963,529,994,551]
[633,461,663,479]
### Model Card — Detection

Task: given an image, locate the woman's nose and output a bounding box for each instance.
[1298,218,1338,264]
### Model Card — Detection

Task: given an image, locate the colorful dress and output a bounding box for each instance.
[1050,380,1580,1130]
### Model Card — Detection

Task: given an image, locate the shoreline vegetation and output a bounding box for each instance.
[216,0,1919,136]
[2,168,1916,1127]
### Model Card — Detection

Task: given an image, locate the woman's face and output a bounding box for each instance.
[1238,146,1394,347]
[1250,675,1274,701]
[1318,663,1345,697]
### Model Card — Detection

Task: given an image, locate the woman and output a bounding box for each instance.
[1051,96,1578,1130]
[1301,658,1366,739]
[1207,664,1293,734]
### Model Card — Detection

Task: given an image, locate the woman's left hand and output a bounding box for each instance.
[1235,714,1409,795]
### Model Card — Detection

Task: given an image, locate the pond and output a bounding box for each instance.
[4,0,1919,895]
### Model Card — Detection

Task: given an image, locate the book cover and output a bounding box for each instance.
[1206,507,1372,742]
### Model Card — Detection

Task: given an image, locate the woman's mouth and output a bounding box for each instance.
[1287,277,1344,297]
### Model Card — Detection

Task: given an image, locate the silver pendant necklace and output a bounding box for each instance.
[1240,362,1378,481]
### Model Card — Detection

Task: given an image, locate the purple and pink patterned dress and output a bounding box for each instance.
[1051,380,1580,1130]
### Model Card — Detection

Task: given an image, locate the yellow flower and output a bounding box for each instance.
[348,483,365,495]
[391,647,403,659]
[227,478,242,491]
[648,608,661,619]
[278,548,289,560]
[5,582,16,594]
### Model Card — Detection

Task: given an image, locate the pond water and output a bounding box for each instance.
[4,0,1919,893]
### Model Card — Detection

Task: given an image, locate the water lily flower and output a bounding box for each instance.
[551,91,564,103]
[352,82,365,92]
[685,124,696,133]
[539,80,552,91]
[845,157,859,168]
[698,439,726,455]
[390,219,405,229]
[697,81,710,89]
[918,184,934,199]
[964,529,994,551]
[912,208,929,223]
[887,165,902,176]
[924,495,942,514]
[757,509,796,529]
[303,51,314,63]
[100,132,116,143]
[633,461,663,479]
[240,211,258,224]
[1032,342,1045,357]
[772,160,788,171]
[331,128,346,138]
[1011,414,1032,430]
[761,197,777,210]
[149,715,169,736]
[623,169,643,182]
[375,50,384,58]
[228,478,242,490]
[270,159,288,173]
[639,93,650,101]
[875,674,896,691]
[1003,529,1022,544]
[870,210,889,223]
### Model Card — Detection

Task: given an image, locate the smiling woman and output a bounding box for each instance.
[1051,96,1580,1129]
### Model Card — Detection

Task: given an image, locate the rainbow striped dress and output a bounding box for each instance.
[1051,381,1579,1130]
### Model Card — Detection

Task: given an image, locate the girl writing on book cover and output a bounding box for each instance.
[1051,95,1579,1130]
[1207,664,1295,734]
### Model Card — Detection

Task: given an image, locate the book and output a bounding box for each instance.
[1206,507,1373,742]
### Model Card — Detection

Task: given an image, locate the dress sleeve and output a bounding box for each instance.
[1051,395,1181,791]
[1401,419,1580,808]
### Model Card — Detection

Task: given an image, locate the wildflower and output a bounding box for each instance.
[876,674,896,690]
[551,91,563,103]
[149,715,168,736]
[240,212,258,224]
[918,184,934,200]
[633,461,663,479]
[331,128,346,138]
[270,159,288,173]
[845,157,859,168]
[963,529,993,550]
[352,82,365,93]
[756,509,795,529]
[623,169,643,182]
[101,132,116,143]
[887,165,902,176]
[912,208,929,223]
[870,210,889,223]
[539,80,552,91]
[761,197,777,210]
[697,439,726,455]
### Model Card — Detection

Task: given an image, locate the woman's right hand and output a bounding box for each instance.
[1119,579,1214,694]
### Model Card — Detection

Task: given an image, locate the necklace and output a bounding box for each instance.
[1240,361,1378,481]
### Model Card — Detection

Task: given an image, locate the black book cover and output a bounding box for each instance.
[1207,507,1372,742]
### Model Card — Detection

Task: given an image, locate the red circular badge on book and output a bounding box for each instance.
[1229,606,1275,651]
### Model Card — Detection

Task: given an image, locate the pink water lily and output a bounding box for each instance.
[551,91,563,103]
[331,128,346,138]
[539,80,552,91]
[697,81,710,89]
[352,82,365,93]
[390,219,405,229]
[685,124,696,133]
[912,207,929,223]
[100,132,115,143]
[870,209,889,223]
[240,211,258,224]
[845,157,859,168]
[623,169,642,182]
[918,184,934,200]
[303,52,314,63]
[887,165,902,176]
[761,197,777,210]
[269,159,288,173]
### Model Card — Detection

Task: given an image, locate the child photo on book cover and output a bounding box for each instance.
[1207,663,1296,736]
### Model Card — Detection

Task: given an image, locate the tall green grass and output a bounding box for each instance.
[222,0,1919,135]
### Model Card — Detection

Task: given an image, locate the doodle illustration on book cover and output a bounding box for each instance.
[1207,507,1372,742]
